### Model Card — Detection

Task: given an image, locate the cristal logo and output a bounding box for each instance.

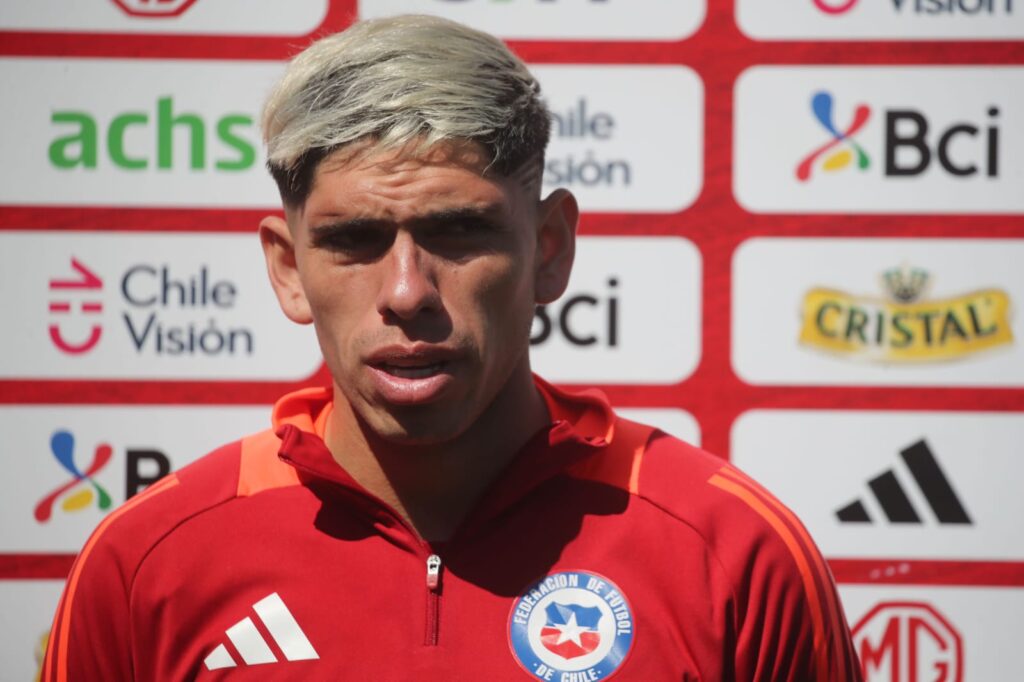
[852,602,963,682]
[111,0,200,18]
[34,431,113,522]
[813,0,859,14]
[796,91,871,181]
[49,258,104,355]
[799,265,1013,363]
[34,430,172,523]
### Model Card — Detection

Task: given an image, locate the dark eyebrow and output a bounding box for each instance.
[309,217,388,239]
[409,206,506,229]
[309,205,507,243]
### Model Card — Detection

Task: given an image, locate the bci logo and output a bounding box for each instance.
[531,278,619,347]
[48,96,256,172]
[813,0,1013,15]
[34,429,170,523]
[47,256,253,358]
[797,91,1000,181]
[852,602,963,682]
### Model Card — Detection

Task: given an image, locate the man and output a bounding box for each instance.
[43,15,861,681]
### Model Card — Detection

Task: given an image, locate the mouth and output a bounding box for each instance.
[373,361,448,379]
[364,346,460,405]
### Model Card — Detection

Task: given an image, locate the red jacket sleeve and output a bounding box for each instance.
[709,469,862,682]
[41,531,135,682]
[41,474,181,682]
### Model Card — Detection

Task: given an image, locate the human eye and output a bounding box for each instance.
[420,217,503,257]
[310,223,393,262]
[438,218,497,236]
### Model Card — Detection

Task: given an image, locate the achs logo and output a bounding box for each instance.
[111,0,200,17]
[796,91,871,181]
[853,602,963,682]
[799,265,1013,363]
[813,0,860,14]
[49,258,104,355]
[48,96,256,173]
[34,431,113,523]
[509,571,633,681]
[836,439,972,525]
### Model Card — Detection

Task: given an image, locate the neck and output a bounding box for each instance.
[324,362,549,543]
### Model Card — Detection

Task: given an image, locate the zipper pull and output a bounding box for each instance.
[426,554,442,591]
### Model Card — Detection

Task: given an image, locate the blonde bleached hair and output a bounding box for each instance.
[262,14,551,208]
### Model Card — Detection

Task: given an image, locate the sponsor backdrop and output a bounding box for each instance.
[0,0,1021,679]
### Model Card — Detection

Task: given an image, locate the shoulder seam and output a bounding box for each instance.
[125,493,242,681]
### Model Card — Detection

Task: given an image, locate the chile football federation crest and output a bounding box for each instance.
[509,570,634,680]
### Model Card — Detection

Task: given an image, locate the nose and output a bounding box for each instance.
[375,231,442,320]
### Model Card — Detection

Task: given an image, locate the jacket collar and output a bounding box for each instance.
[269,376,615,543]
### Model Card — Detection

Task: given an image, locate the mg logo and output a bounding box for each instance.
[111,0,200,17]
[852,602,963,682]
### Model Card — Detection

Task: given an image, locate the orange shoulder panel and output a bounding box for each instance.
[569,418,655,495]
[236,428,301,497]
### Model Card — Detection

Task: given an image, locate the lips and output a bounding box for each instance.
[365,346,460,405]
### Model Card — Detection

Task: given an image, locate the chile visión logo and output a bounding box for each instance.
[796,91,871,181]
[509,571,634,680]
[34,430,113,522]
[49,258,104,355]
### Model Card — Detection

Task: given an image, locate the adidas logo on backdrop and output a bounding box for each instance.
[835,439,972,525]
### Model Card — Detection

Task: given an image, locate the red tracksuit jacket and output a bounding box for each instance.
[42,379,861,681]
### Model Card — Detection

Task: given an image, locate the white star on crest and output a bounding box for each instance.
[554,611,587,647]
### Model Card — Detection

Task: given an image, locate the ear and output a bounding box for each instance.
[259,214,313,325]
[534,189,579,304]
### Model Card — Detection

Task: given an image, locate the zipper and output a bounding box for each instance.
[425,554,442,646]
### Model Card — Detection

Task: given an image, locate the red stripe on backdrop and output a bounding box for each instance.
[829,559,1024,587]
[0,207,277,232]
[1,0,1022,65]
[0,555,75,580]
